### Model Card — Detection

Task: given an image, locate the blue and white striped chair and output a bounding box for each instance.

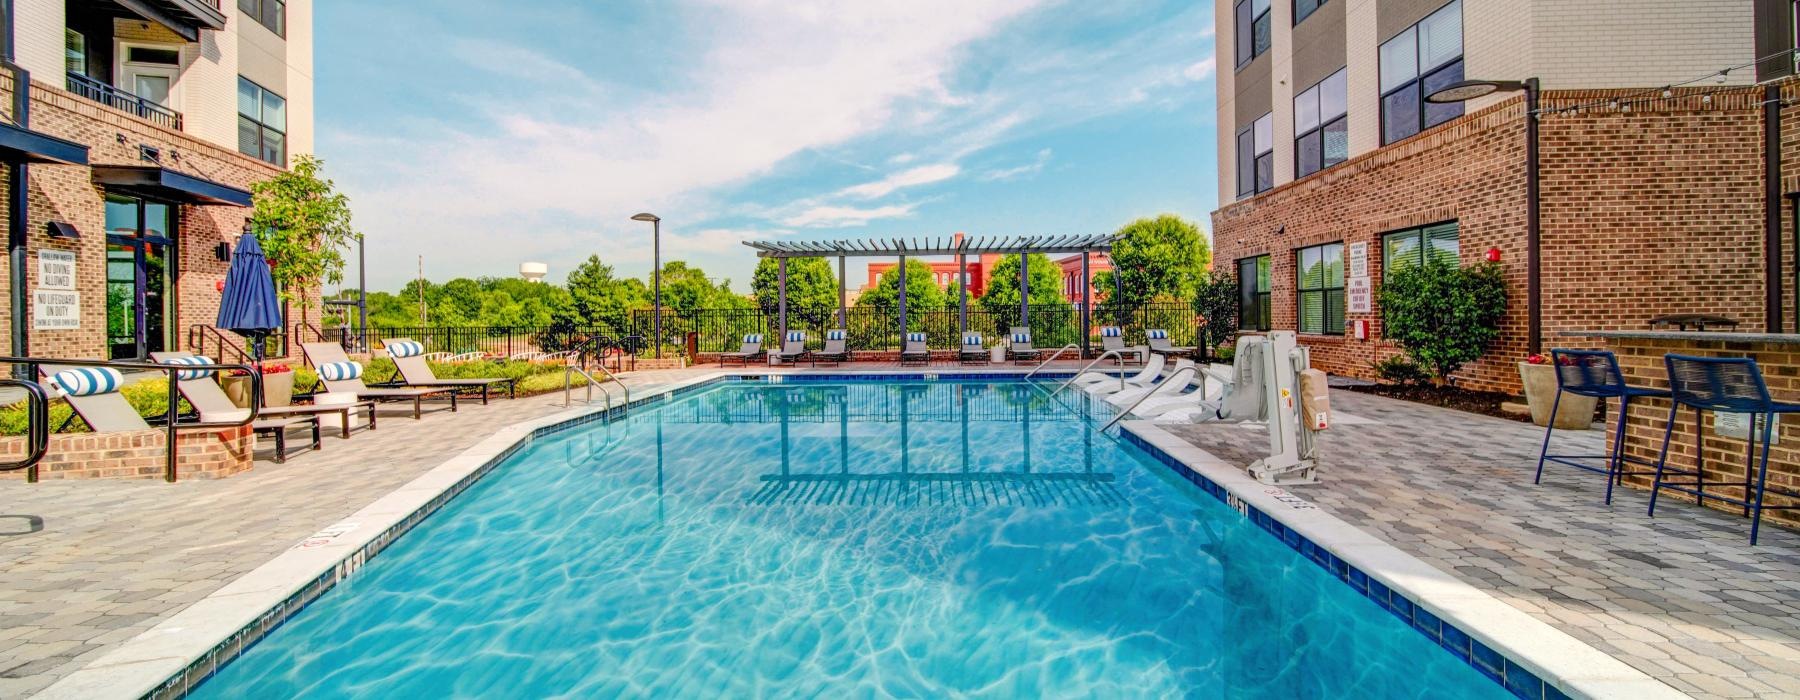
[1005,327,1041,363]
[42,365,147,433]
[774,331,809,364]
[959,332,988,365]
[900,332,931,366]
[814,329,851,365]
[720,333,765,367]
[1098,326,1143,364]
[1147,328,1186,356]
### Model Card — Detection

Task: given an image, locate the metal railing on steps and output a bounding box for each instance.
[1022,344,1081,379]
[0,379,50,482]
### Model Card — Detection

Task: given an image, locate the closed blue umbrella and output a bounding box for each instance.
[217,231,283,368]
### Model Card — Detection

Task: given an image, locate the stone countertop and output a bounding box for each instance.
[1561,330,1800,345]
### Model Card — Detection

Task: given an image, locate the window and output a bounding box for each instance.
[1382,222,1460,277]
[1297,243,1344,335]
[1295,0,1327,24]
[239,0,286,37]
[1379,0,1462,144]
[1238,256,1272,331]
[237,77,286,166]
[1235,0,1272,67]
[1236,113,1274,198]
[1294,68,1348,178]
[65,30,86,76]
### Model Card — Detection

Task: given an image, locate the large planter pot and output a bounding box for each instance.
[1517,362,1596,430]
[222,372,295,408]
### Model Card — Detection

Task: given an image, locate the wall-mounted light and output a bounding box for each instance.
[45,221,79,239]
[214,242,232,261]
[138,145,160,163]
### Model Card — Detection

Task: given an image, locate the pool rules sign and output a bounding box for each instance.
[33,250,79,330]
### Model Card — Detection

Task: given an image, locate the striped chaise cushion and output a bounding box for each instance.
[962,333,983,346]
[385,341,426,358]
[51,367,123,396]
[164,355,218,380]
[743,334,762,344]
[1147,329,1168,340]
[1011,332,1030,344]
[785,331,805,343]
[317,361,363,382]
[1101,326,1121,337]
[826,330,846,341]
[906,332,927,343]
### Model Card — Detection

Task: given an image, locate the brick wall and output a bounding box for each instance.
[0,424,253,480]
[1212,81,1795,394]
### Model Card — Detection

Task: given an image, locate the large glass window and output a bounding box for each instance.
[237,77,287,166]
[1297,243,1344,335]
[1382,222,1460,277]
[1236,114,1274,198]
[1294,68,1348,178]
[1238,256,1272,331]
[239,0,286,37]
[1379,0,1463,144]
[1235,0,1272,67]
[65,30,86,76]
[103,194,176,359]
[1295,0,1327,24]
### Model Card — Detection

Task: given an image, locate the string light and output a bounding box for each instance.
[1526,46,1794,118]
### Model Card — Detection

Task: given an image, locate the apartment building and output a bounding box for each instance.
[0,0,313,363]
[1212,0,1799,392]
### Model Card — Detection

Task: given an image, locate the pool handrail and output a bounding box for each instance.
[1100,365,1199,432]
[0,379,50,482]
[1053,349,1133,394]
[564,363,629,412]
[1022,344,1081,379]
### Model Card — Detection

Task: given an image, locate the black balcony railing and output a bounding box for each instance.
[66,73,184,131]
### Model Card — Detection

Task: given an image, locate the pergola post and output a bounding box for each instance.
[1080,252,1092,358]
[1018,251,1029,329]
[1112,256,1123,327]
[777,257,788,337]
[837,255,847,328]
[957,252,968,333]
[897,254,908,346]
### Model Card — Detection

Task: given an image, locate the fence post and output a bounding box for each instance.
[1080,252,1091,358]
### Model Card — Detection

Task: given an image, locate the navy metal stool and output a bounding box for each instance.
[1534,350,1670,503]
[1649,355,1800,545]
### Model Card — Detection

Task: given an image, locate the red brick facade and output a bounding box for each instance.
[1212,80,1800,394]
[0,424,253,480]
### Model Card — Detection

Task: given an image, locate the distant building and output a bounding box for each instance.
[861,232,1113,303]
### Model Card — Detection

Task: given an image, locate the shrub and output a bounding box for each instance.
[1191,272,1238,362]
[0,379,191,436]
[1373,355,1431,386]
[1380,261,1508,384]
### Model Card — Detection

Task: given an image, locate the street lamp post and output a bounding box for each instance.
[631,213,662,358]
[1427,77,1540,353]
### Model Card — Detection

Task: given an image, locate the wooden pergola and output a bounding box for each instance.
[743,234,1118,350]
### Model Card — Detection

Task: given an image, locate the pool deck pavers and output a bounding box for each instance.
[3,365,1797,698]
[1162,389,1800,699]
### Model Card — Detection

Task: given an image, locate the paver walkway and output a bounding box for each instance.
[0,368,704,698]
[1163,390,1800,699]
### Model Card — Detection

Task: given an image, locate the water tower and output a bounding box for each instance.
[519,262,548,283]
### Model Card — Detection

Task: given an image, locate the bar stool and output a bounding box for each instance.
[1535,350,1670,504]
[1650,354,1800,545]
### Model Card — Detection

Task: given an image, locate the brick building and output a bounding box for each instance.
[0,0,314,363]
[1213,0,1798,392]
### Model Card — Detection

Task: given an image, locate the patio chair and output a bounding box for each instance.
[774,331,809,365]
[959,333,988,365]
[1074,353,1166,395]
[1099,326,1144,364]
[1649,355,1800,545]
[813,330,851,366]
[1128,366,1229,418]
[899,332,931,366]
[1005,327,1041,364]
[44,364,319,464]
[1146,329,1191,357]
[720,334,765,367]
[1532,350,1668,505]
[384,339,518,404]
[153,351,377,440]
[301,342,458,419]
[1103,359,1196,407]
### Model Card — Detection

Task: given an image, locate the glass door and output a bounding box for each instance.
[103,195,178,359]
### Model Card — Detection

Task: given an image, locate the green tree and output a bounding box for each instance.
[977,253,1069,314]
[1380,261,1509,384]
[249,154,359,329]
[558,255,648,333]
[1191,271,1239,360]
[752,257,839,324]
[1094,214,1211,316]
[854,259,947,313]
[657,261,750,317]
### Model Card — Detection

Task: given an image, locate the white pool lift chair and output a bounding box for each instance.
[1150,331,1332,485]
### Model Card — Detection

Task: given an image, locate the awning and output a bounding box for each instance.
[91,165,252,207]
[0,122,89,166]
[115,0,228,42]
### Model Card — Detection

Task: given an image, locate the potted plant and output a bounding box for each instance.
[1517,354,1595,430]
[222,364,296,408]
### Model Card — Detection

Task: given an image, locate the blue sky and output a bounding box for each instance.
[315,0,1218,292]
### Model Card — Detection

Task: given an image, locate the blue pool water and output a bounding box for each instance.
[193,379,1506,698]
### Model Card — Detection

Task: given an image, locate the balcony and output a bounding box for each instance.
[66,72,184,131]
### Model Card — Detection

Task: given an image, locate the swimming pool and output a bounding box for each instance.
[190,378,1506,698]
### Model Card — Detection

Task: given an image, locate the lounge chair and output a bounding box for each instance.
[44,364,319,464]
[774,331,808,365]
[153,351,377,439]
[958,333,988,365]
[1147,329,1193,358]
[384,339,518,404]
[813,330,850,366]
[1105,359,1197,407]
[720,334,765,367]
[301,342,458,419]
[899,332,930,366]
[1005,327,1041,364]
[1075,353,1167,395]
[1129,365,1232,417]
[1099,326,1144,364]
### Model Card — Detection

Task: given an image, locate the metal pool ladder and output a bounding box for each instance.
[1100,365,1200,432]
[1053,349,1133,394]
[1022,344,1081,379]
[564,363,631,411]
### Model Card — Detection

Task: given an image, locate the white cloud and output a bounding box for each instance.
[838,163,961,199]
[779,204,918,228]
[1183,57,1216,82]
[980,148,1052,181]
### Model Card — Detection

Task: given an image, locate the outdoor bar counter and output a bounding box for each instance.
[1564,330,1800,530]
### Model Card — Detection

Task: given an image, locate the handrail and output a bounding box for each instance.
[0,379,50,482]
[1,356,261,482]
[564,366,613,409]
[1054,349,1133,394]
[1100,365,1198,432]
[186,325,255,365]
[1022,344,1081,379]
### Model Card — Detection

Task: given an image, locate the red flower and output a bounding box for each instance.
[1526,354,1548,365]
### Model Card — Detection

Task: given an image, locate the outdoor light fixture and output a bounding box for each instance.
[214,241,232,261]
[631,213,663,358]
[45,221,78,239]
[1423,79,1528,104]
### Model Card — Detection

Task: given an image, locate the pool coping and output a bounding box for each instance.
[1119,421,1687,700]
[34,369,1684,699]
